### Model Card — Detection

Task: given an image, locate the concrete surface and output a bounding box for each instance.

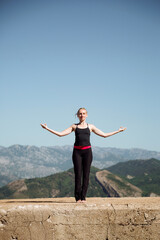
[0,197,160,240]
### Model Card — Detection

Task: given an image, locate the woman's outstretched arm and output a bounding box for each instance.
[90,124,126,138]
[40,123,75,137]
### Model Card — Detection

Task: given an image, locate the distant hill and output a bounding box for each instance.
[0,165,144,200]
[0,144,160,187]
[0,158,159,199]
[0,167,108,199]
[0,175,17,189]
[107,158,160,196]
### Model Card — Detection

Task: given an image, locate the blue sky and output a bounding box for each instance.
[1,0,160,151]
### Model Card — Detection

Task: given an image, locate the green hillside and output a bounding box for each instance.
[0,158,159,199]
[107,158,160,196]
[0,166,107,199]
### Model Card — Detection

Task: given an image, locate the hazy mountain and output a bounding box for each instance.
[0,144,160,187]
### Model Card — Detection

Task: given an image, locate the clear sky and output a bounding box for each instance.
[1,0,160,151]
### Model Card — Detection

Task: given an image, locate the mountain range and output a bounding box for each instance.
[0,158,159,199]
[0,144,160,187]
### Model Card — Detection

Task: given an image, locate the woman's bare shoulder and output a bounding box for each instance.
[71,123,77,131]
[88,123,95,131]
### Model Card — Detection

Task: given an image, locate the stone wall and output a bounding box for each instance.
[0,197,160,240]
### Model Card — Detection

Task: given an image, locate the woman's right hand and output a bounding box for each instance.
[40,123,48,129]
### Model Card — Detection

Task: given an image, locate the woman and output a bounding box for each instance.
[41,107,126,203]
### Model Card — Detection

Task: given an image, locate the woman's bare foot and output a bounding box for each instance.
[81,200,86,203]
[76,200,82,203]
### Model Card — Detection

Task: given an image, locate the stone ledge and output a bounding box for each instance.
[0,197,160,240]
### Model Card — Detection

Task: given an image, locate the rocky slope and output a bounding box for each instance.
[95,170,142,197]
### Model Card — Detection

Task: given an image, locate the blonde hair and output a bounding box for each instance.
[76,107,88,117]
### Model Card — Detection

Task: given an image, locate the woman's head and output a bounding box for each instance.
[76,108,88,122]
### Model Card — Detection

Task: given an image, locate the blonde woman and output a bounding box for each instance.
[41,108,126,203]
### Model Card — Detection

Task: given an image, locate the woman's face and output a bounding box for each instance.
[78,109,88,122]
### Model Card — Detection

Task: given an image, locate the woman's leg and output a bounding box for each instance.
[81,148,93,200]
[72,149,82,201]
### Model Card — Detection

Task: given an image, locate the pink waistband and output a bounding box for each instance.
[74,146,91,150]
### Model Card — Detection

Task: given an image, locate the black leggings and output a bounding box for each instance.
[72,148,92,201]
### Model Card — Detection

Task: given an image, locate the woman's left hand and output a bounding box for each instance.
[41,123,48,129]
[119,127,127,132]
